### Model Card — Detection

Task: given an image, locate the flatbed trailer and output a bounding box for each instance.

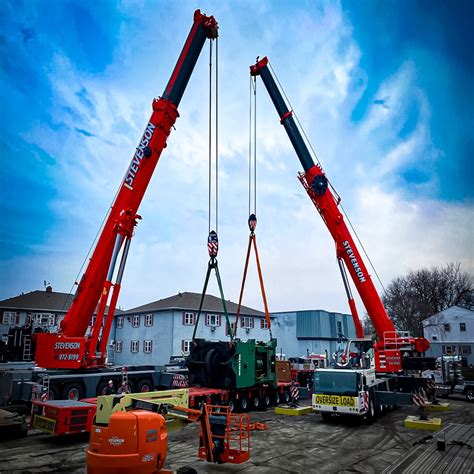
[188,381,293,412]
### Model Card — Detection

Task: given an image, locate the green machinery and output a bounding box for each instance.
[187,338,277,389]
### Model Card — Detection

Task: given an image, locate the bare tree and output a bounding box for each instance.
[382,262,473,337]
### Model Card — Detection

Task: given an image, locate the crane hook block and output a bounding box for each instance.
[208,230,219,258]
[248,214,257,232]
[311,174,328,196]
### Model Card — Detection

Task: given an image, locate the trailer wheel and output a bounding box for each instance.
[227,399,235,412]
[62,383,84,401]
[282,390,290,404]
[239,396,249,412]
[275,392,280,405]
[136,379,154,392]
[252,396,260,409]
[262,395,271,408]
[465,388,474,402]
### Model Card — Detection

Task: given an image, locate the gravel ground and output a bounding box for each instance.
[0,397,473,473]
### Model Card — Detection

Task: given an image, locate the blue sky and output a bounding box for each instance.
[1,0,473,313]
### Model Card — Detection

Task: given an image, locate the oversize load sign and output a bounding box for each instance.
[314,394,356,407]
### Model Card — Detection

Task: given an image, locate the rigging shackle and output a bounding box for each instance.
[207,230,219,258]
[248,214,257,232]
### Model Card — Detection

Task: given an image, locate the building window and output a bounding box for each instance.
[443,323,451,332]
[183,312,195,325]
[132,315,140,328]
[460,345,471,355]
[144,340,153,353]
[2,312,18,325]
[261,318,269,329]
[182,339,192,355]
[442,345,455,355]
[131,340,139,353]
[241,317,254,329]
[145,314,154,327]
[117,316,124,329]
[206,314,221,327]
[337,321,343,335]
[460,322,466,332]
[226,322,236,336]
[33,313,55,327]
[115,340,123,353]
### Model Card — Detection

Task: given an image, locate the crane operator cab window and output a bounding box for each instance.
[334,339,374,369]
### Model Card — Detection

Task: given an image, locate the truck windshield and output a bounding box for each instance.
[314,371,358,395]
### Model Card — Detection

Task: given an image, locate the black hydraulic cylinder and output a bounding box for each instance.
[162,10,218,108]
[252,58,315,173]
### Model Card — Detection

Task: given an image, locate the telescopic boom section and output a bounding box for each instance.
[35,10,218,370]
[250,57,397,343]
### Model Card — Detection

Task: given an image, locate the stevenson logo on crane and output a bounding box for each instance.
[123,122,156,190]
[343,240,366,283]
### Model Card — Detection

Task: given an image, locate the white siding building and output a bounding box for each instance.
[111,292,274,366]
[423,305,474,365]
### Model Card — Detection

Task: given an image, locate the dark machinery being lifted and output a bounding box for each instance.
[187,338,276,390]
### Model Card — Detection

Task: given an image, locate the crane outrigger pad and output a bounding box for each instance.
[404,415,442,431]
[275,406,312,416]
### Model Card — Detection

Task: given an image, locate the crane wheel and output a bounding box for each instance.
[465,388,474,402]
[321,412,332,422]
[136,379,153,392]
[47,385,60,400]
[62,383,84,401]
[177,467,198,474]
[364,396,375,424]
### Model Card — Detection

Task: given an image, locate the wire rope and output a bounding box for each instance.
[208,40,213,234]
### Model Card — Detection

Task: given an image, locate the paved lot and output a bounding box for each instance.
[1,397,473,473]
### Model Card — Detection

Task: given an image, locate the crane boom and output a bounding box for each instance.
[35,10,218,369]
[250,57,430,372]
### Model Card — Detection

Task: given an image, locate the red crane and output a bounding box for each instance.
[250,57,430,373]
[35,10,218,369]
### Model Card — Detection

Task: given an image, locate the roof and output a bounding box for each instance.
[423,305,474,323]
[0,290,121,315]
[119,292,266,317]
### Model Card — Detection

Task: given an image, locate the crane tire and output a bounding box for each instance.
[62,383,84,401]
